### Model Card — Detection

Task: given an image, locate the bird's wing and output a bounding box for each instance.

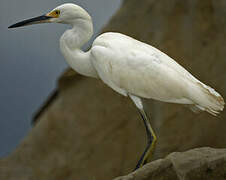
[91,32,193,103]
[91,32,224,115]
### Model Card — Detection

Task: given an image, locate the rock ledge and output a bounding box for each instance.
[114,147,226,180]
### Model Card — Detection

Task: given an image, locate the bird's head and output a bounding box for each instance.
[8,3,92,28]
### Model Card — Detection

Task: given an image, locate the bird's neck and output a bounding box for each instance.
[60,19,98,78]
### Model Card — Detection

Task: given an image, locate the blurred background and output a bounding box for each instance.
[0,0,122,157]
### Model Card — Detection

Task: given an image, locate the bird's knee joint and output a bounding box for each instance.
[148,135,157,145]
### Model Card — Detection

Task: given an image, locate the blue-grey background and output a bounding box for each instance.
[0,0,121,157]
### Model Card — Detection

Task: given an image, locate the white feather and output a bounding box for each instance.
[46,4,224,116]
[91,32,224,115]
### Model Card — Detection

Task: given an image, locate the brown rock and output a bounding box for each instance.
[0,75,146,180]
[114,147,226,180]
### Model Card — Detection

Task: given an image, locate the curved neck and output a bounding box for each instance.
[60,19,98,78]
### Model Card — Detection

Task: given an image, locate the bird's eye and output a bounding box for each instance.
[55,10,60,15]
[46,10,60,18]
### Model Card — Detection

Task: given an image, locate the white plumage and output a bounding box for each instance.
[91,32,224,115]
[9,3,223,115]
[43,3,224,116]
[9,3,225,169]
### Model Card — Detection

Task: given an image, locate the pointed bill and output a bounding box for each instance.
[8,15,52,29]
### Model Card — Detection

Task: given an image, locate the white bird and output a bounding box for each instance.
[9,3,225,170]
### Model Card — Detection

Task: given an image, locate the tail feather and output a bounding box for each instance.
[205,108,220,116]
[193,104,220,116]
[191,81,225,116]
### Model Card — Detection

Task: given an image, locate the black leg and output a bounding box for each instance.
[134,108,157,170]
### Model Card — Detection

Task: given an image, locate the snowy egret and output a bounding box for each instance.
[9,3,224,170]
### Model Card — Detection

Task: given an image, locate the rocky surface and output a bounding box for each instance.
[1,0,226,179]
[0,74,146,180]
[114,147,226,180]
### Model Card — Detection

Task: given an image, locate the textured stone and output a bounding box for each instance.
[114,147,226,180]
[0,75,146,180]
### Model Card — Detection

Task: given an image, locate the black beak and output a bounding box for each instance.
[8,15,52,29]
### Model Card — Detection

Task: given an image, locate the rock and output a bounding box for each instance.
[114,147,226,180]
[0,74,146,180]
